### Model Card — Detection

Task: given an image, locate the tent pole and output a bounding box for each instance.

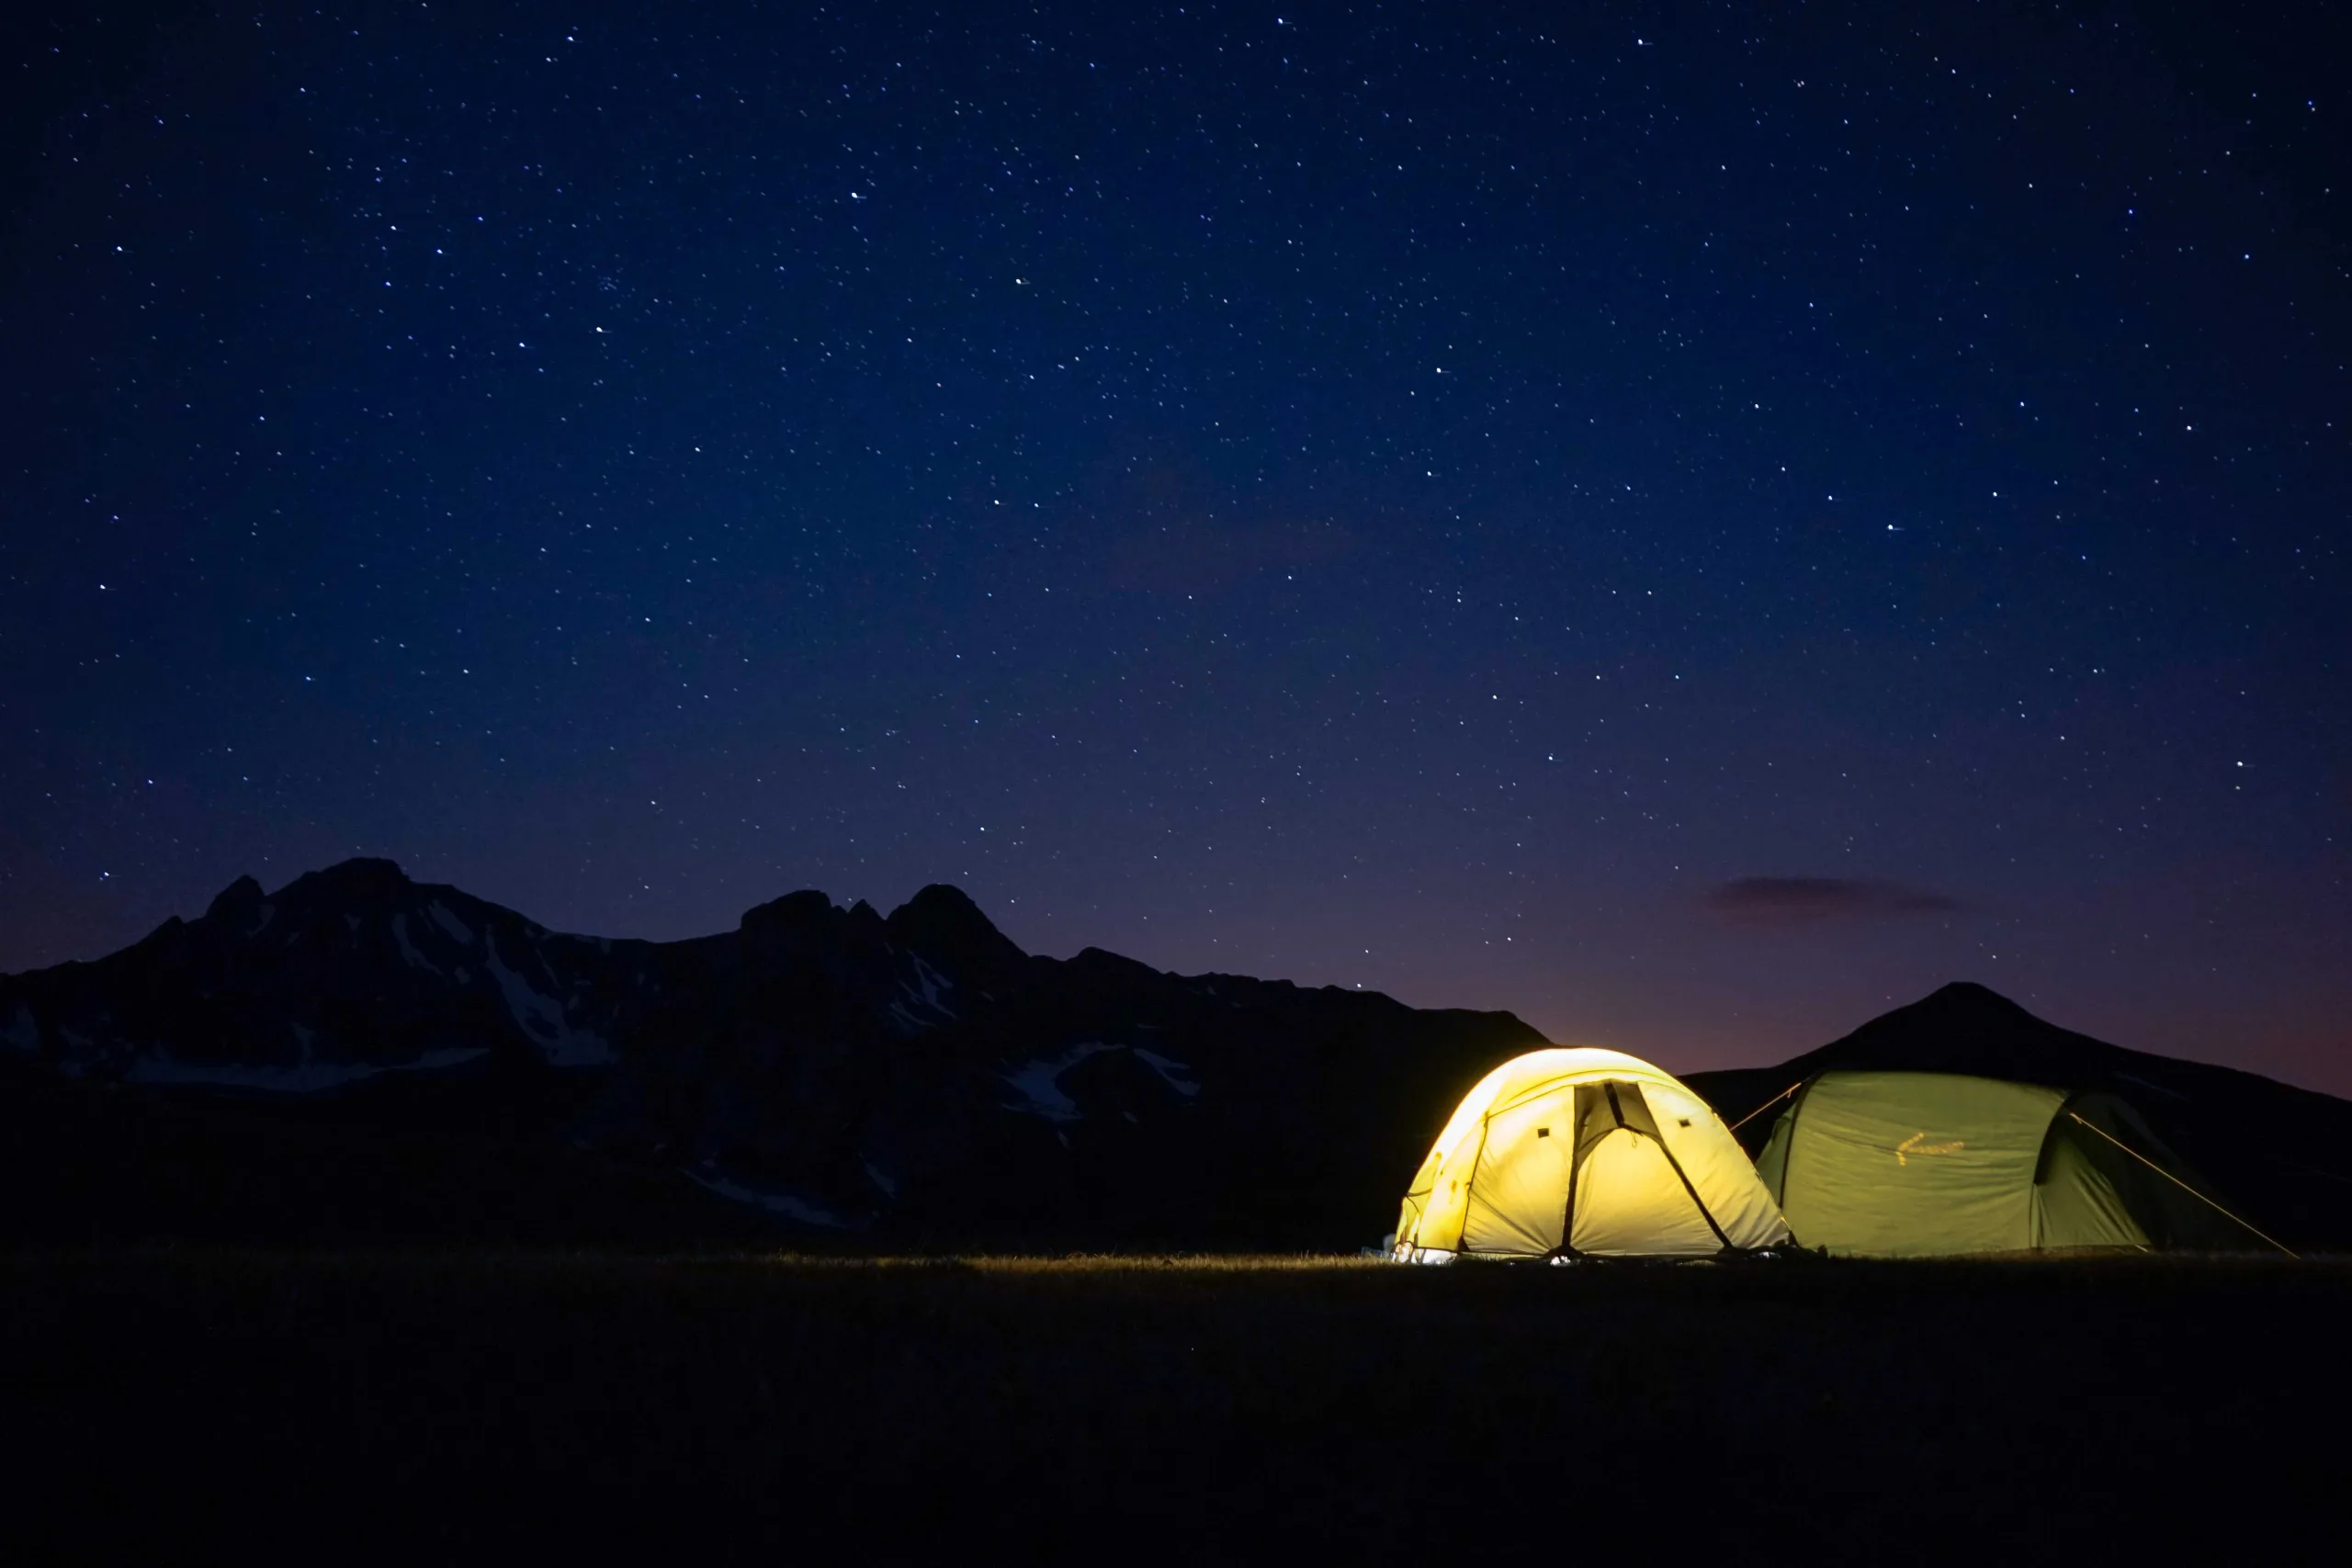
[1647,1125,1735,1252]
[1555,1087,1587,1259]
[1455,1112,1494,1257]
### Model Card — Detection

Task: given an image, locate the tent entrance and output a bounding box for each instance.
[1556,1080,1734,1258]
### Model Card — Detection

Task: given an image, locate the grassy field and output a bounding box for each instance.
[4,1250,2344,1560]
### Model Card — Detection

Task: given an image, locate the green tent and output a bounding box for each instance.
[1755,1070,2269,1256]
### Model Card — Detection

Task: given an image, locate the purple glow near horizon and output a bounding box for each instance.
[2,5,2344,1093]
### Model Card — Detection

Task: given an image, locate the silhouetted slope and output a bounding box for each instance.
[0,860,1542,1248]
[1685,983,2352,1252]
[15,875,2344,1252]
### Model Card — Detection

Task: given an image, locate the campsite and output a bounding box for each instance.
[6,870,2352,1554]
[8,1,2347,1555]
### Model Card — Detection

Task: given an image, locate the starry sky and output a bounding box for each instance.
[5,2,2346,1090]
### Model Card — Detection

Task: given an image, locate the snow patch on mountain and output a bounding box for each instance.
[886,954,962,1035]
[427,901,474,946]
[685,1168,852,1228]
[1001,1043,1203,1121]
[482,929,616,1066]
[1001,1042,1122,1122]
[5,1005,37,1055]
[1133,1048,1202,1098]
[390,913,436,971]
[910,954,957,1016]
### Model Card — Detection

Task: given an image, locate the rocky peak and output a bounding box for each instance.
[1912,980,2035,1020]
[283,858,413,904]
[204,875,266,922]
[739,889,838,937]
[885,884,1027,990]
[1808,979,2120,1087]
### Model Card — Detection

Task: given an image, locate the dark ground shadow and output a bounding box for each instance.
[2,1250,2341,1561]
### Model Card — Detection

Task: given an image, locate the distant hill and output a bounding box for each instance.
[0,859,1541,1248]
[1683,983,2352,1253]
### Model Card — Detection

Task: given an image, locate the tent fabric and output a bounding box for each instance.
[1755,1069,2252,1256]
[1393,1047,1793,1259]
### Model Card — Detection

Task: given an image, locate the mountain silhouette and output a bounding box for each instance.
[6,871,2347,1249]
[0,859,1542,1247]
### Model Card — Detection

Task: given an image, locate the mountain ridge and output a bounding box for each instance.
[7,863,2349,1250]
[0,858,1545,1248]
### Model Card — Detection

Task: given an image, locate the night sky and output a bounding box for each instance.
[5,4,2346,1091]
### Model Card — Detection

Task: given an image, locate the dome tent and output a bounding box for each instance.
[1753,1070,2275,1257]
[1393,1047,1792,1260]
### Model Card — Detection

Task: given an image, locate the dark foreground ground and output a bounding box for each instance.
[4,1251,2345,1562]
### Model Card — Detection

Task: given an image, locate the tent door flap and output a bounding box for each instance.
[1559,1080,1736,1254]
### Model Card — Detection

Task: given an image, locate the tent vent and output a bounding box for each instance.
[1535,1127,1550,1138]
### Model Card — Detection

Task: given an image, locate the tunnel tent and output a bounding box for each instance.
[1393,1047,1793,1260]
[1753,1069,2277,1257]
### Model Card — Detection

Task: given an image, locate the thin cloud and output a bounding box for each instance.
[1706,876,1965,926]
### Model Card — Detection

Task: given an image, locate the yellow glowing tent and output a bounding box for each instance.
[1392,1047,1793,1260]
[1752,1070,2267,1257]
